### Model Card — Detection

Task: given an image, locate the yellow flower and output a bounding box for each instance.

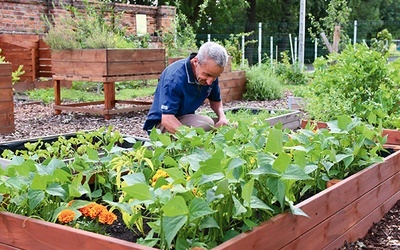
[151,169,169,183]
[58,209,75,224]
[161,183,173,190]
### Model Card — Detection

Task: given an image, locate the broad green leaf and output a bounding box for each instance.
[31,175,49,190]
[86,147,99,161]
[122,183,153,201]
[265,128,283,153]
[46,183,68,200]
[232,195,247,217]
[199,157,223,175]
[267,178,285,210]
[272,152,292,173]
[248,164,279,177]
[227,158,246,171]
[249,196,274,211]
[199,216,219,230]
[28,189,45,210]
[198,173,224,185]
[163,156,178,167]
[282,165,313,181]
[162,215,187,248]
[288,201,310,218]
[189,198,215,222]
[215,179,229,195]
[122,173,147,185]
[242,178,254,204]
[162,196,189,217]
[164,168,184,182]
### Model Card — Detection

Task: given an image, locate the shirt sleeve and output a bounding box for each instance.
[160,78,182,115]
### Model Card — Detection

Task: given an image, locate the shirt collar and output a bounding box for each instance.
[185,53,198,85]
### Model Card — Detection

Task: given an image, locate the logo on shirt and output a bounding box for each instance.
[161,105,168,110]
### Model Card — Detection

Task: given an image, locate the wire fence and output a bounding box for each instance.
[195,20,400,65]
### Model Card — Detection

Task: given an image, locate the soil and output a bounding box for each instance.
[1,92,399,249]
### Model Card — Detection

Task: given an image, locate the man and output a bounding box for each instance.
[143,41,230,134]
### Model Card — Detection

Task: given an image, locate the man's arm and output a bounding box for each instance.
[161,114,184,134]
[209,100,229,127]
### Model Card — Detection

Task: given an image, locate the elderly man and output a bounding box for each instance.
[143,41,230,134]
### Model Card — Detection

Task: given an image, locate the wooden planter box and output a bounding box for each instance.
[0,150,398,249]
[1,129,399,249]
[51,49,166,119]
[0,63,15,134]
[51,49,166,82]
[225,107,301,130]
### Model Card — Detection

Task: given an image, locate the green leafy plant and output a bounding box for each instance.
[0,116,387,249]
[274,51,309,85]
[243,63,284,101]
[304,43,400,129]
[43,0,141,49]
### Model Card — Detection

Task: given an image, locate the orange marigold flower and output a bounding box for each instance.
[79,203,95,217]
[58,209,75,224]
[68,200,75,206]
[88,204,107,219]
[98,210,117,225]
[151,169,169,183]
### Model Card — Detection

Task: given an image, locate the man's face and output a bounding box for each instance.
[193,57,224,86]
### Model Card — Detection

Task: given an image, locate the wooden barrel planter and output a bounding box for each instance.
[0,62,15,134]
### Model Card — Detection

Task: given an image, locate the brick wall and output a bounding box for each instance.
[0,0,176,37]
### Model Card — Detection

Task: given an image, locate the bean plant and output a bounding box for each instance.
[0,117,387,249]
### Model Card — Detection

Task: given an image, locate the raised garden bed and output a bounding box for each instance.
[0,125,398,249]
[0,62,15,134]
[0,149,398,249]
[51,48,165,119]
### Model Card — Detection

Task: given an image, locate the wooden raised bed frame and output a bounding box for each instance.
[52,48,165,119]
[0,63,15,134]
[0,131,399,249]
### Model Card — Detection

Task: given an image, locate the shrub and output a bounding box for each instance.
[243,64,284,101]
[43,0,140,49]
[304,43,400,128]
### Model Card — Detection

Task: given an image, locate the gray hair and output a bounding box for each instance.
[197,42,228,68]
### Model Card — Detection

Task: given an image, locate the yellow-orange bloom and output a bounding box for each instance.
[58,209,75,224]
[98,210,117,225]
[79,203,107,219]
[161,183,173,190]
[151,169,169,183]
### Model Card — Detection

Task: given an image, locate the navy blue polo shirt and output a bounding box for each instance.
[143,53,221,132]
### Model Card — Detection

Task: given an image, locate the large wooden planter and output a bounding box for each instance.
[0,133,399,249]
[0,63,15,134]
[51,49,166,119]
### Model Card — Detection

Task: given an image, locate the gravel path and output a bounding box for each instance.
[0,93,292,142]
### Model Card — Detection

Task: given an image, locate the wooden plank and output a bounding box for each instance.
[52,61,108,76]
[107,61,165,75]
[107,48,165,62]
[0,212,156,250]
[214,150,400,250]
[51,49,107,62]
[0,102,13,113]
[0,92,13,102]
[324,190,400,250]
[282,171,400,249]
[383,129,400,145]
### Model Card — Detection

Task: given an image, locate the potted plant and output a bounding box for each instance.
[43,0,165,119]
